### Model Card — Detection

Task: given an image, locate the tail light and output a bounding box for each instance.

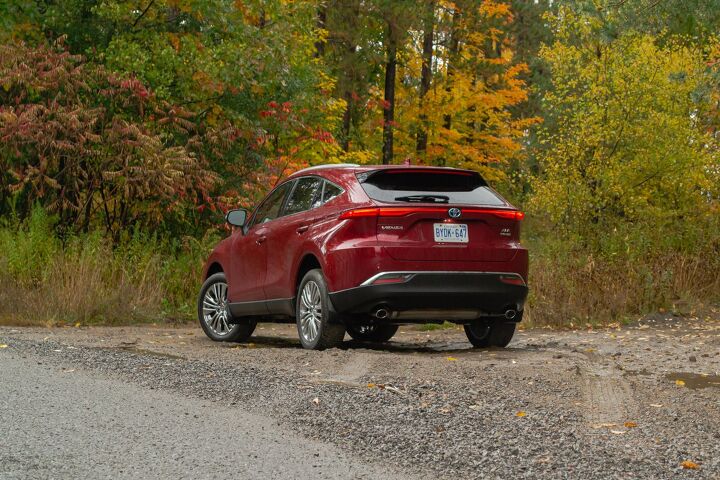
[339,207,524,220]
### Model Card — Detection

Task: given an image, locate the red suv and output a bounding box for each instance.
[198,165,528,350]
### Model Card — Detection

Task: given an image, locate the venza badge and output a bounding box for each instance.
[448,207,462,218]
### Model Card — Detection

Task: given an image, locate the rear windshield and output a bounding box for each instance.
[357,170,506,206]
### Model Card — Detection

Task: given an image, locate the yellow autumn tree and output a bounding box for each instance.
[392,0,537,180]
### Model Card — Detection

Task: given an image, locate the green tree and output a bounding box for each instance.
[530,8,719,252]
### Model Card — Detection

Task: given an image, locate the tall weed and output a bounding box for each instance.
[0,207,216,325]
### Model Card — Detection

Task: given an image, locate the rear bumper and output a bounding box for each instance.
[328,271,528,321]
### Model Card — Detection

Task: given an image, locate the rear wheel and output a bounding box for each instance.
[296,269,346,350]
[464,319,517,348]
[198,273,256,342]
[347,323,398,343]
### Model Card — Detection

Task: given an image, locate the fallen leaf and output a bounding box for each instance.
[516,411,526,417]
[624,421,638,428]
[0,344,7,349]
[610,430,626,435]
[681,460,699,470]
[649,404,663,408]
[446,356,458,361]
[675,379,686,387]
[367,383,376,389]
[74,322,81,328]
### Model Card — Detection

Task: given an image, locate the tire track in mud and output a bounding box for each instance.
[309,351,375,388]
[578,351,638,431]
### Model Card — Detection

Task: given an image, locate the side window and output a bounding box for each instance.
[284,177,323,216]
[322,181,343,204]
[249,182,293,228]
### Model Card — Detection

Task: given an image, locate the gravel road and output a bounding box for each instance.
[1,313,718,479]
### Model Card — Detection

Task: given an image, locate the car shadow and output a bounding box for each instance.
[241,335,529,356]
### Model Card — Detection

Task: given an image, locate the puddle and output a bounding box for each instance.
[664,372,720,390]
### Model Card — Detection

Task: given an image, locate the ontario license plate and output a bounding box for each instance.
[433,223,468,243]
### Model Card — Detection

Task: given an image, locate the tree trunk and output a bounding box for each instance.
[443,8,460,132]
[341,89,353,151]
[314,3,327,58]
[416,1,435,155]
[382,18,398,165]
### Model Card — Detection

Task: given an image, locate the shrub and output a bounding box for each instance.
[0,207,216,326]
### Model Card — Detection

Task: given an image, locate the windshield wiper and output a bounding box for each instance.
[394,194,450,203]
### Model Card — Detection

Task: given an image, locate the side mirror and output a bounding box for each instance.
[225,209,247,227]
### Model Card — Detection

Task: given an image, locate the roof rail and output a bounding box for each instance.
[296,163,358,173]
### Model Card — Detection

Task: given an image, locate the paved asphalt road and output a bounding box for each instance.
[0,353,410,480]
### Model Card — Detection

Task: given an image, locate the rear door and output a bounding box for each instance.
[357,169,521,262]
[262,176,324,302]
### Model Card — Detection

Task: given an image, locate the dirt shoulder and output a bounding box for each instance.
[1,316,718,479]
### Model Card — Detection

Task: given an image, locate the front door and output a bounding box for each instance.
[228,181,293,304]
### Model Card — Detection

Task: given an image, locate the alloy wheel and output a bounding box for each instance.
[202,281,233,336]
[298,280,322,343]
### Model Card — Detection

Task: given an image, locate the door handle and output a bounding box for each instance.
[296,225,309,234]
[256,235,267,245]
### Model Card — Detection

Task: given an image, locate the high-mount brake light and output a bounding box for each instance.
[382,168,475,176]
[339,207,525,220]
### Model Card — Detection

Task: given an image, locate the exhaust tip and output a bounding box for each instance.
[373,307,390,320]
[504,309,517,320]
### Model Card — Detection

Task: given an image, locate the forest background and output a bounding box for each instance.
[1,0,718,326]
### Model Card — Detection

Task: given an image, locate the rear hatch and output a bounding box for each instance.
[356,168,522,262]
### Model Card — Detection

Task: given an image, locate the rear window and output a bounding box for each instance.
[357,170,506,206]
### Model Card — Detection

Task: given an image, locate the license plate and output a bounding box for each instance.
[433,223,468,243]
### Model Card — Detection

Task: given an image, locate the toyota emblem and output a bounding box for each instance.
[448,208,462,218]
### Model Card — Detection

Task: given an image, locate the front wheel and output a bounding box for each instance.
[347,323,398,343]
[464,320,517,348]
[198,273,256,342]
[296,269,346,350]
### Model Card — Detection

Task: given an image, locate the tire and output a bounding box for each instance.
[347,323,398,343]
[296,269,346,350]
[464,320,517,348]
[198,272,256,342]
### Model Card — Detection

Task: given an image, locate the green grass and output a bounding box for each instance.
[1,207,718,329]
[0,207,217,326]
[416,321,458,331]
